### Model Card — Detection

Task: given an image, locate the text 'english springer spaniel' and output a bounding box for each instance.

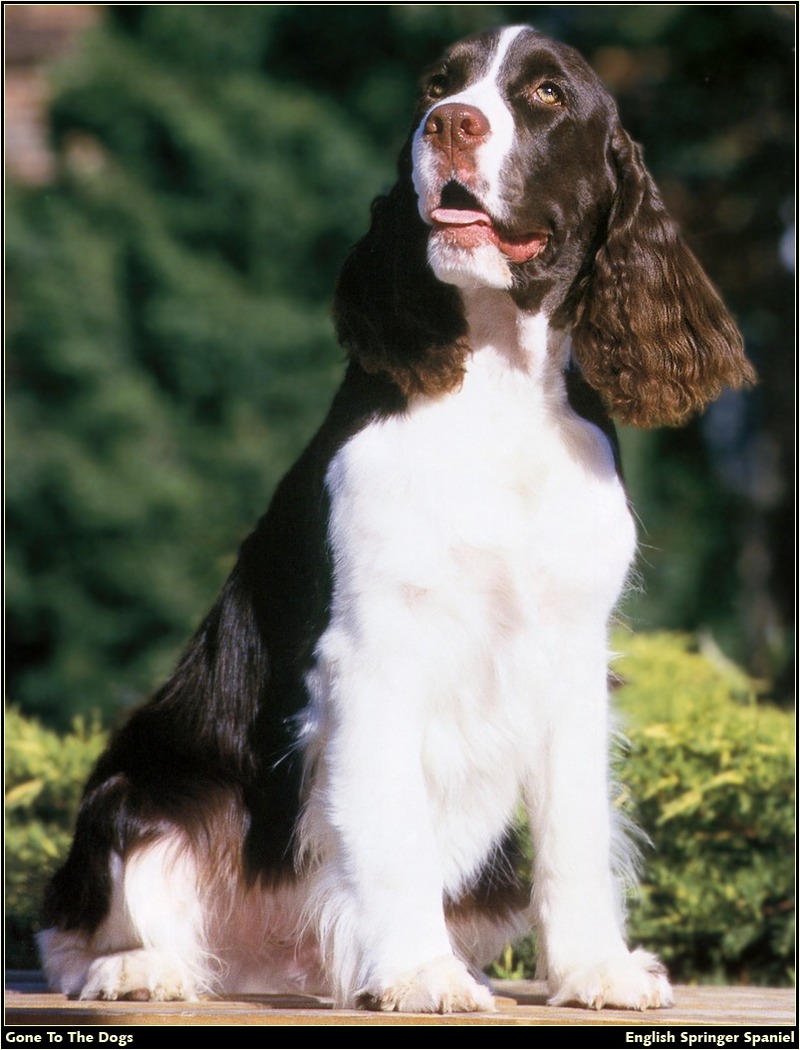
[40,26,755,1013]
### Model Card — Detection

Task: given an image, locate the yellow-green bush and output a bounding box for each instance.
[5,707,106,966]
[5,634,794,982]
[493,633,794,986]
[616,633,795,986]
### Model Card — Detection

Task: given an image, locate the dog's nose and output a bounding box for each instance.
[423,103,490,155]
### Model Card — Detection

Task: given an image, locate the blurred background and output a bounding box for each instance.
[4,4,795,982]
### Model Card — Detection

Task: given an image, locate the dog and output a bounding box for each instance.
[39,25,755,1013]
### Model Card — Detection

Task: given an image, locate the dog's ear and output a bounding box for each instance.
[571,126,756,427]
[333,154,469,399]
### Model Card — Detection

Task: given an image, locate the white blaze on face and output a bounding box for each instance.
[411,27,530,290]
[412,26,525,227]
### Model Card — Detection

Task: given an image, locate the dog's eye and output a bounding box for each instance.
[427,74,450,100]
[532,81,564,106]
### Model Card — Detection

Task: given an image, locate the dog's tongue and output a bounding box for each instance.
[430,208,546,263]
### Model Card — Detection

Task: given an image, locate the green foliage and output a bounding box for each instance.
[6,6,794,725]
[491,633,794,987]
[4,706,106,967]
[6,8,386,724]
[616,633,795,986]
[7,636,792,983]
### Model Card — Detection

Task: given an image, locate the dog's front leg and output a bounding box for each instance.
[525,642,673,1010]
[302,641,495,1014]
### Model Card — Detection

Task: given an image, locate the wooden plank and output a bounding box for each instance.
[4,975,796,1027]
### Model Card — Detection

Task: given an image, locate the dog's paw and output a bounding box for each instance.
[356,955,496,1014]
[548,948,673,1011]
[80,950,196,1002]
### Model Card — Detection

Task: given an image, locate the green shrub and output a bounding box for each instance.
[491,633,794,987]
[4,706,106,967]
[6,633,794,983]
[616,632,795,986]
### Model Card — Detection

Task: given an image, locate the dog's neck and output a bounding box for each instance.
[460,286,571,390]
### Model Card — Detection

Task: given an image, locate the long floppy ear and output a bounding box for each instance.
[333,157,469,398]
[571,126,756,427]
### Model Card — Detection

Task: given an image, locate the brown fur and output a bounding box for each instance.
[570,128,756,427]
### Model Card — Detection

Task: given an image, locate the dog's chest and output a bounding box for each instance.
[312,350,636,883]
[325,352,635,621]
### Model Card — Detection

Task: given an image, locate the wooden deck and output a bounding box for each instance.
[4,972,796,1028]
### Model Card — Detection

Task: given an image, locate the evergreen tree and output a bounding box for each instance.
[6,6,387,722]
[6,6,793,725]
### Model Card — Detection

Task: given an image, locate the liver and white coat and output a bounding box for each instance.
[40,26,754,1013]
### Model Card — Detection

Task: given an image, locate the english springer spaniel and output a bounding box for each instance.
[40,26,755,1013]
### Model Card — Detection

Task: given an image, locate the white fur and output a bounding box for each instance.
[295,288,669,1010]
[41,845,210,1001]
[40,843,327,1000]
[41,292,670,1011]
[412,27,527,291]
[41,27,676,1013]
[412,26,524,226]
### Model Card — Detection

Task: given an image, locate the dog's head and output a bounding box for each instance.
[334,26,755,425]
